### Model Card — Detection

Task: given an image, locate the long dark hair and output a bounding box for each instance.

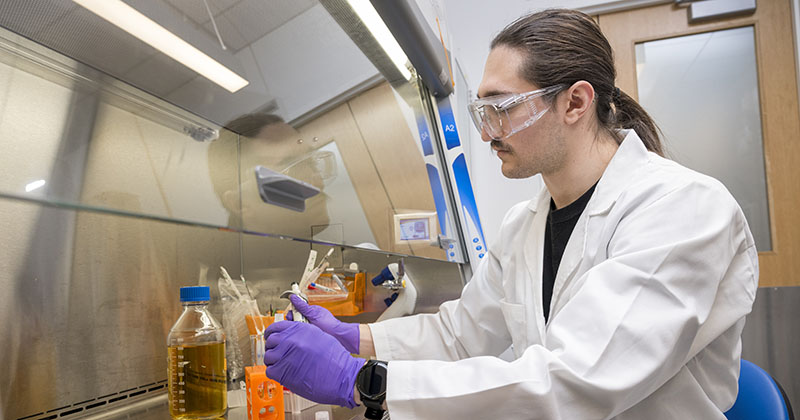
[491,9,664,156]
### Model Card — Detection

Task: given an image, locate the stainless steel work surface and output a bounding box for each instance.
[77,393,365,420]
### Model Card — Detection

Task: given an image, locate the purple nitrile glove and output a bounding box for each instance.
[264,321,364,408]
[287,294,360,354]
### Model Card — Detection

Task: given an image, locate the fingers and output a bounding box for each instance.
[263,323,295,367]
[286,310,293,321]
[289,294,311,316]
[264,347,283,367]
[265,320,295,340]
[265,330,283,350]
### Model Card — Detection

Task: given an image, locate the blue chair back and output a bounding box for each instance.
[724,359,794,420]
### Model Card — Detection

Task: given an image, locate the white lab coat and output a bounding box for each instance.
[368,130,758,420]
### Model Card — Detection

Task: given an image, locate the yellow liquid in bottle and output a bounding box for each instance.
[168,342,227,419]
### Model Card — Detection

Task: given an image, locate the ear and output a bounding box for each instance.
[561,81,595,125]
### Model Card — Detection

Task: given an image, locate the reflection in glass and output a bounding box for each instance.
[0,26,239,230]
[24,180,46,192]
[71,0,249,93]
[209,113,330,240]
[0,0,455,262]
[0,49,73,200]
[80,103,233,227]
[312,142,376,247]
[636,26,771,250]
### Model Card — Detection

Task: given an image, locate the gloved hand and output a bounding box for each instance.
[286,294,360,354]
[264,321,364,408]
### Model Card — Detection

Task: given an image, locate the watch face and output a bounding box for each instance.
[359,360,388,399]
[368,367,386,395]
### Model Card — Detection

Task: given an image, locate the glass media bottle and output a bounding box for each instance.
[168,286,227,419]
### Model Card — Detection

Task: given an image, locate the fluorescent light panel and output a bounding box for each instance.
[346,0,412,80]
[72,0,249,93]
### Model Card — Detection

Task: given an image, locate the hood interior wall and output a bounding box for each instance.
[0,194,463,419]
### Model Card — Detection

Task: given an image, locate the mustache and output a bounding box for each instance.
[491,140,511,153]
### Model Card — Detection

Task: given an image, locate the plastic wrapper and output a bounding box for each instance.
[218,269,260,388]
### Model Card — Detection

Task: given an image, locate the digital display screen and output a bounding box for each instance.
[399,218,429,241]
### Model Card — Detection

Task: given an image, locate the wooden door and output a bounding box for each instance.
[599,0,800,287]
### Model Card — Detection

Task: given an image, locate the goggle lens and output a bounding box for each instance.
[468,104,507,139]
[467,84,564,140]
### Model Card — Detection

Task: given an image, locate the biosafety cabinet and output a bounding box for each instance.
[0,1,482,419]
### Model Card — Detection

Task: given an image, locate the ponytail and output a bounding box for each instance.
[611,89,664,156]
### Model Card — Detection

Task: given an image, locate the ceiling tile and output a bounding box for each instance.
[222,0,317,46]
[250,4,378,121]
[165,0,222,26]
[0,0,77,39]
[124,53,198,97]
[166,73,276,125]
[36,6,156,76]
[202,14,248,52]
[213,0,242,12]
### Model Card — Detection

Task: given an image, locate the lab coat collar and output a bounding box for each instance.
[527,180,551,213]
[525,129,650,216]
[587,129,650,216]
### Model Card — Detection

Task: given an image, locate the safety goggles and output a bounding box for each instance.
[467,84,565,140]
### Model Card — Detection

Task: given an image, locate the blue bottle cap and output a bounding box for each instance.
[180,286,210,302]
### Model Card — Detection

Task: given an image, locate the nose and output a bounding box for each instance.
[479,125,494,143]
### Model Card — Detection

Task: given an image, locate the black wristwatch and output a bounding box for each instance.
[356,359,388,419]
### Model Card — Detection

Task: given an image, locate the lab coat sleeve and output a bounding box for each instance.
[382,181,758,419]
[368,204,527,362]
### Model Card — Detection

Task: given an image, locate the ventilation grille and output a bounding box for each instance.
[16,380,167,420]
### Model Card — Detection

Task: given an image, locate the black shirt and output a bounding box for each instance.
[542,182,598,323]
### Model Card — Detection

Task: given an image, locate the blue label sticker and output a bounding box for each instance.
[452,153,486,251]
[437,97,461,150]
[416,115,434,156]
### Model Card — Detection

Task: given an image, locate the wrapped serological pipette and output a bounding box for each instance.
[218,266,263,400]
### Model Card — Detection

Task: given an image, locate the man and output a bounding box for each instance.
[207,113,334,289]
[264,9,758,419]
[207,113,330,233]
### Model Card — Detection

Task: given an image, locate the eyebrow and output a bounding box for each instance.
[477,90,512,99]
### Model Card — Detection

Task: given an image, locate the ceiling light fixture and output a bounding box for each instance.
[72,0,249,93]
[346,0,412,80]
